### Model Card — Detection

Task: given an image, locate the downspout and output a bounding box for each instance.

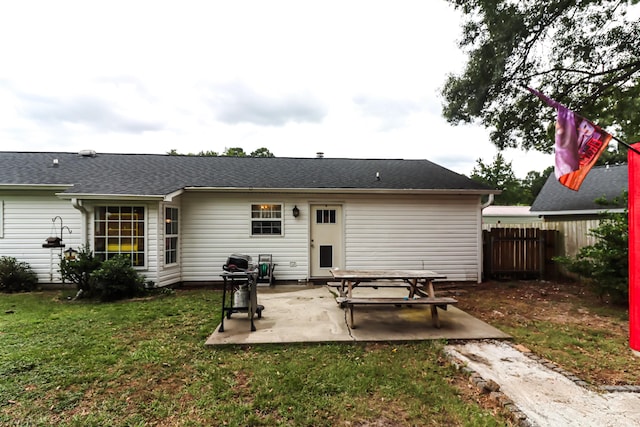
[71,198,89,248]
[478,194,495,284]
[481,193,495,210]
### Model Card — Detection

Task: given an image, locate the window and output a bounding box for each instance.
[165,207,179,265]
[251,204,282,235]
[94,206,145,266]
[316,209,336,224]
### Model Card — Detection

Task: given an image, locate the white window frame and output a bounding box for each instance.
[164,206,179,266]
[94,205,146,267]
[250,203,283,236]
[0,200,3,238]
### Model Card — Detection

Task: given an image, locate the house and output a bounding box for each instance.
[481,205,542,229]
[530,164,627,256]
[0,151,498,286]
[531,164,627,218]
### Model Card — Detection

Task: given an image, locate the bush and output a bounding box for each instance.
[0,256,38,293]
[59,246,102,296]
[555,193,628,305]
[90,255,146,301]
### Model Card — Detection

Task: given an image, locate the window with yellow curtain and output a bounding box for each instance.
[94,206,145,266]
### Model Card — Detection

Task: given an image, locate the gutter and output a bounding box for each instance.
[0,184,72,191]
[182,186,501,196]
[531,208,625,216]
[57,193,166,201]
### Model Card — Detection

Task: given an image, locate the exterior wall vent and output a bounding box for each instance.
[316,152,324,158]
[78,150,97,158]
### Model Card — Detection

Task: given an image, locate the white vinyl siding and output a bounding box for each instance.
[179,192,483,283]
[181,193,308,282]
[0,191,83,283]
[343,195,481,282]
[0,190,484,285]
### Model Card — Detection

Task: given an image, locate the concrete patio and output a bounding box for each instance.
[205,285,510,345]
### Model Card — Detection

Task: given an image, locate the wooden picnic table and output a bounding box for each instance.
[329,269,456,328]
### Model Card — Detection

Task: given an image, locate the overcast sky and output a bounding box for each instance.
[0,0,554,178]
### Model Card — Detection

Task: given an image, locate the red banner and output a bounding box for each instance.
[629,143,640,352]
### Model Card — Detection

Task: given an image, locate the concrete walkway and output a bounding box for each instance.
[446,341,640,427]
[206,285,509,345]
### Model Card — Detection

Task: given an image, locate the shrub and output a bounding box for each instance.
[59,246,102,297]
[0,256,38,293]
[555,193,628,305]
[90,255,146,301]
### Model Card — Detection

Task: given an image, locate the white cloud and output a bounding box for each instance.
[0,0,554,178]
[206,81,327,126]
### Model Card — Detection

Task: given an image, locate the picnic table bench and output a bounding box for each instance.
[329,269,456,329]
[336,296,458,328]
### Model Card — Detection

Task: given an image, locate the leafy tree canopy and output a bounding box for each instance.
[597,146,628,165]
[222,147,247,157]
[470,154,552,205]
[521,166,554,203]
[471,153,522,204]
[166,147,275,157]
[442,0,640,153]
[250,147,275,158]
[167,149,219,156]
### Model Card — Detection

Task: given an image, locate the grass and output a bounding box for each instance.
[497,320,632,383]
[1,289,510,426]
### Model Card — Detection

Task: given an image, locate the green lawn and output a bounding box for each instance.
[1,289,509,426]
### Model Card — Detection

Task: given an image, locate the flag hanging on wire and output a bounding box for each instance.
[528,87,612,191]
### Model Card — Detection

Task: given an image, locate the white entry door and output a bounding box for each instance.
[310,204,343,278]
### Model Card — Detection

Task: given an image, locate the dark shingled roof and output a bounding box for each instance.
[0,151,496,197]
[530,164,627,213]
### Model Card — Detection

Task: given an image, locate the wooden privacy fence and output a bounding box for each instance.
[483,228,560,280]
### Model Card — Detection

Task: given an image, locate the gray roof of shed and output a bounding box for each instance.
[530,164,627,213]
[0,151,496,198]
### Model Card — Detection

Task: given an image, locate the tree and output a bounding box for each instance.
[521,166,553,203]
[167,147,276,157]
[470,153,523,205]
[442,0,640,153]
[597,147,628,166]
[222,147,247,157]
[250,147,275,158]
[166,149,219,156]
[196,150,219,156]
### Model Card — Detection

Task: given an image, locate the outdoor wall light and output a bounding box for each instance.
[292,205,300,218]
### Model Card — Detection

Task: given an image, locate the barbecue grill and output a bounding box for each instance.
[218,254,264,332]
